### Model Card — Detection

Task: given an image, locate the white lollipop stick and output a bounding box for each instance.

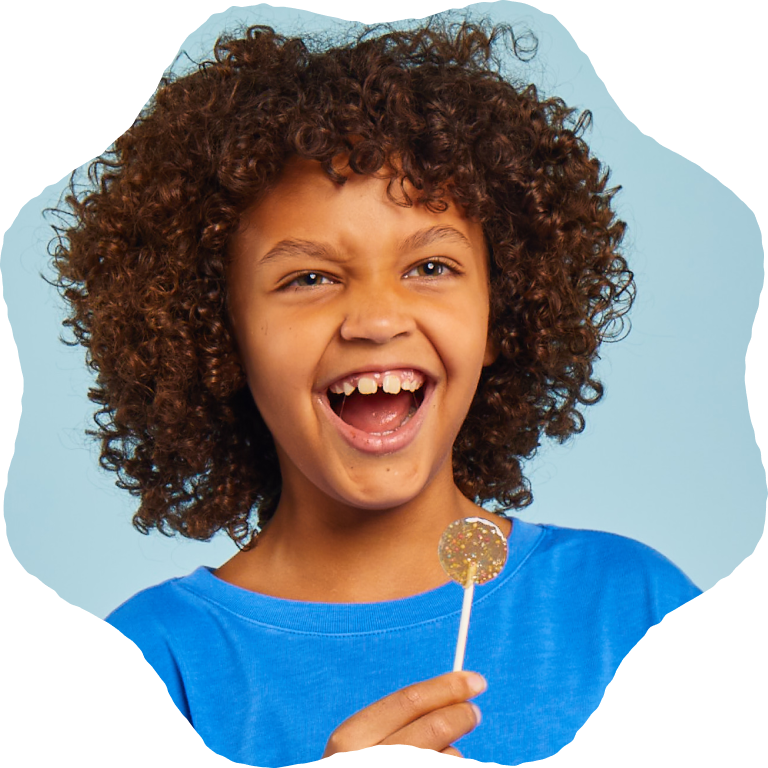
[453,562,477,672]
[439,517,508,672]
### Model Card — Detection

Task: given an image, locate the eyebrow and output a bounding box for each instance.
[257,225,473,266]
[258,238,338,265]
[398,225,473,254]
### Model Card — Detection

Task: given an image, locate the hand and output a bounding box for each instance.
[322,671,486,759]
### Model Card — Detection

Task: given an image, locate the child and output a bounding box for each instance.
[51,18,700,767]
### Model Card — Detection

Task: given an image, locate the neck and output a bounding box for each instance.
[215,467,509,602]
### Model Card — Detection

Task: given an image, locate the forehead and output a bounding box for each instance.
[237,157,487,259]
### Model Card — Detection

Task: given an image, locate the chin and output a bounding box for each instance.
[329,462,440,512]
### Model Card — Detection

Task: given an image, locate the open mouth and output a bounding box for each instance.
[326,369,427,436]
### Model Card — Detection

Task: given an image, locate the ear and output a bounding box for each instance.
[483,335,500,367]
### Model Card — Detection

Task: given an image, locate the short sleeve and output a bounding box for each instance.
[106,588,192,721]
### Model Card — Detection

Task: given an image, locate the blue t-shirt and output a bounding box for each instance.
[106,519,700,766]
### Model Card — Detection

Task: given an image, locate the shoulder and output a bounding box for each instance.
[521,521,701,619]
[105,567,219,653]
[104,569,219,720]
[534,523,687,572]
[107,571,199,629]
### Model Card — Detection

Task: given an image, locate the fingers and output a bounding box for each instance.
[441,746,464,758]
[380,701,481,751]
[323,671,486,756]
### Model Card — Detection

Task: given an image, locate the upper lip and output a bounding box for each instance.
[317,365,435,393]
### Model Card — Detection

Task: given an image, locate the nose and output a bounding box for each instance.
[339,284,416,344]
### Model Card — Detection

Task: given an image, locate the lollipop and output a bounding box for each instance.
[438,517,508,671]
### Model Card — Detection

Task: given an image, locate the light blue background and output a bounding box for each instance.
[2,2,765,618]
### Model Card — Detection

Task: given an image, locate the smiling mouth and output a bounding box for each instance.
[326,369,427,436]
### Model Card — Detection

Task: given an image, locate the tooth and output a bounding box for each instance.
[342,381,355,396]
[411,377,424,391]
[357,376,378,395]
[382,374,401,394]
[330,383,344,394]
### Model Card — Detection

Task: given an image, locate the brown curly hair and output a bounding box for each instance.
[50,17,633,546]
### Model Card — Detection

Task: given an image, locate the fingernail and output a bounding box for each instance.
[471,703,482,725]
[467,672,487,694]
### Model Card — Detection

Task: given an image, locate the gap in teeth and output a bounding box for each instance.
[329,370,424,396]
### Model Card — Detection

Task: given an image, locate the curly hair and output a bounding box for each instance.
[50,17,633,546]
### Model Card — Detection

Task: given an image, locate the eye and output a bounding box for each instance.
[283,271,335,288]
[403,259,456,279]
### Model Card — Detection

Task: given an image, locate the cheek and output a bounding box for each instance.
[232,317,283,408]
[433,295,491,374]
[239,313,326,413]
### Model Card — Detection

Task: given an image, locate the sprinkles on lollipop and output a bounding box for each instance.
[439,518,508,671]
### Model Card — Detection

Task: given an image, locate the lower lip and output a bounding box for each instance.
[316,384,433,456]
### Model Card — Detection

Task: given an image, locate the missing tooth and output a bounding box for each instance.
[327,383,425,422]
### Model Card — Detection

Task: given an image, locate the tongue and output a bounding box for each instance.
[338,389,414,433]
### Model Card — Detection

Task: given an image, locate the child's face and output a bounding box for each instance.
[228,158,496,511]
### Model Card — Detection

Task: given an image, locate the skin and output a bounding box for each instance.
[220,157,510,757]
[322,671,487,759]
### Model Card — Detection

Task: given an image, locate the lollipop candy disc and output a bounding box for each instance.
[438,517,508,586]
